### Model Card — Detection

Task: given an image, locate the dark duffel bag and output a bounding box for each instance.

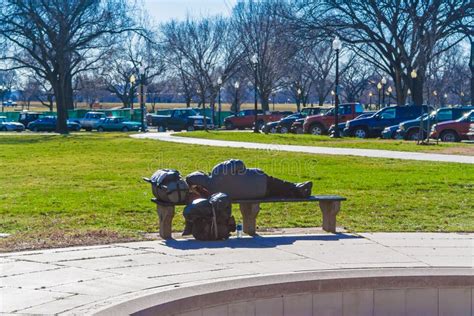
[183,193,236,241]
[144,169,189,204]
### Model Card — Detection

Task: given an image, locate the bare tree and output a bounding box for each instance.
[0,0,141,133]
[233,0,297,111]
[340,56,373,103]
[294,0,472,106]
[162,17,243,122]
[100,32,165,109]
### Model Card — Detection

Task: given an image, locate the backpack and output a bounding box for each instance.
[145,169,189,204]
[183,193,236,241]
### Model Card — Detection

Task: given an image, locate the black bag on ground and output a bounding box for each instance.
[183,193,236,241]
[146,169,189,204]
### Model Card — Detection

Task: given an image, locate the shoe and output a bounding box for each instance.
[295,181,313,198]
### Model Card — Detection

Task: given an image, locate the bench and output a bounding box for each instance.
[150,195,346,239]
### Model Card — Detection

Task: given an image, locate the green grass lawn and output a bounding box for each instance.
[0,133,473,252]
[175,131,474,155]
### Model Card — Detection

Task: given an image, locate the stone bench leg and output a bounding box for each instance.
[156,205,175,239]
[239,203,260,236]
[319,201,341,233]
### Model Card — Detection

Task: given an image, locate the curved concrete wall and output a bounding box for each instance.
[94,268,474,316]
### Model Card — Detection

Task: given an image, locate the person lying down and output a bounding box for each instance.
[186,159,313,201]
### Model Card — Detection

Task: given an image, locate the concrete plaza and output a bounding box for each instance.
[1,232,472,314]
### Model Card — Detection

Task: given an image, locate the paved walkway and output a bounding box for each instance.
[131,133,474,164]
[1,232,472,314]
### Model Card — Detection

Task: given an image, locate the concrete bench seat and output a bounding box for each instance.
[151,195,346,239]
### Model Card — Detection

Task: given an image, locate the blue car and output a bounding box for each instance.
[27,116,81,132]
[0,116,25,132]
[344,105,431,138]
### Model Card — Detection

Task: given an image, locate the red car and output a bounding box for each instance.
[430,110,474,142]
[303,103,365,135]
[468,123,474,141]
[224,110,288,130]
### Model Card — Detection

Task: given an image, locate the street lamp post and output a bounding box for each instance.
[129,75,136,110]
[368,92,373,110]
[233,81,239,114]
[217,76,222,128]
[297,88,302,112]
[251,53,259,133]
[387,86,393,106]
[407,89,411,104]
[377,82,382,110]
[139,66,146,133]
[330,90,335,106]
[332,36,342,138]
[0,86,4,113]
[381,77,387,108]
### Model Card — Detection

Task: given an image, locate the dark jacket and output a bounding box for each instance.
[186,159,267,200]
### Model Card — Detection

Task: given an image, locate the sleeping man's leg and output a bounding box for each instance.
[265,175,312,198]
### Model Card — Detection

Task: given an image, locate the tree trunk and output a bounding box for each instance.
[318,95,324,106]
[260,92,270,112]
[394,70,405,106]
[53,80,69,134]
[412,76,424,107]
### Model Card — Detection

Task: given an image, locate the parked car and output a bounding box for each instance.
[430,110,474,142]
[74,112,107,131]
[303,103,365,135]
[2,100,17,107]
[467,123,474,141]
[27,116,81,132]
[328,112,375,136]
[262,113,306,134]
[95,117,141,132]
[18,111,43,127]
[381,125,401,139]
[224,109,287,130]
[290,118,306,134]
[344,105,432,138]
[0,116,25,132]
[146,108,213,131]
[398,106,474,140]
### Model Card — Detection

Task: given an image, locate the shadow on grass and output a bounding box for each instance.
[164,233,362,250]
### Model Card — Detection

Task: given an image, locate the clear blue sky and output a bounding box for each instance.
[143,0,238,22]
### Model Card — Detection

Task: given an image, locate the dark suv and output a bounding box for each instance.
[398,106,474,140]
[344,105,431,138]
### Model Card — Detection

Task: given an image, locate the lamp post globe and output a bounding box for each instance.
[332,36,342,50]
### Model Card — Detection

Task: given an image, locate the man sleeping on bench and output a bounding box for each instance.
[186,159,313,200]
[182,159,313,239]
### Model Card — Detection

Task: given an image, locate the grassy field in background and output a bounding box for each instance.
[0,133,472,251]
[175,131,474,156]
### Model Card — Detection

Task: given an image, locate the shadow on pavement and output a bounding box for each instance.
[164,233,362,250]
